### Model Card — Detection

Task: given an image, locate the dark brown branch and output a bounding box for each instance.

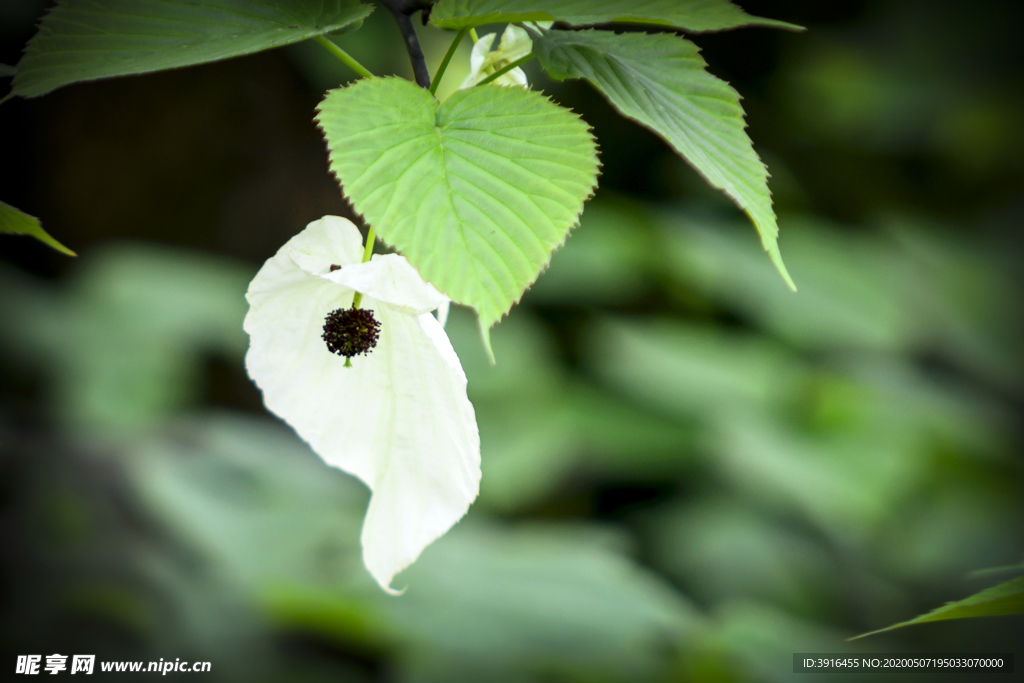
[379,0,433,90]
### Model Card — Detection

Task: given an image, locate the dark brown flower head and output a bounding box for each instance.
[322,307,381,359]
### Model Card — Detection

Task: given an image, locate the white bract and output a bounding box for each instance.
[244,216,480,592]
[460,25,533,89]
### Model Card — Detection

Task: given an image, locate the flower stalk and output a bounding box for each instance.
[351,225,376,310]
[430,27,469,96]
[476,54,535,87]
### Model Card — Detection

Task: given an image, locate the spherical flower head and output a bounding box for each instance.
[460,25,533,90]
[244,216,480,592]
[322,307,381,358]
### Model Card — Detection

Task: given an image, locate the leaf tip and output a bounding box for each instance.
[776,21,808,33]
[777,260,797,291]
[477,317,497,366]
[0,201,76,255]
[846,629,883,641]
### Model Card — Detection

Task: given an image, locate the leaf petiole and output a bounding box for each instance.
[313,36,373,80]
[430,27,469,96]
[475,54,535,87]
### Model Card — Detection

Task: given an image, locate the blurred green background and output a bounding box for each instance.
[1,1,1022,681]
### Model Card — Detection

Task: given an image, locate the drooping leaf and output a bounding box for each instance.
[10,0,373,99]
[852,576,1024,639]
[429,0,801,32]
[0,200,75,255]
[535,29,795,289]
[315,77,598,357]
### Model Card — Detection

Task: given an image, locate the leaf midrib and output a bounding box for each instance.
[436,120,511,316]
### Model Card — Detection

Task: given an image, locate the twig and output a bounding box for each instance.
[379,0,432,90]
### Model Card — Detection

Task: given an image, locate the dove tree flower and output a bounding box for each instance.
[244,216,480,592]
[459,25,534,89]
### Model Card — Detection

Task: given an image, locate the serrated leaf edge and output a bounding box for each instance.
[534,28,795,291]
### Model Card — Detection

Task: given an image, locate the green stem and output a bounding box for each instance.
[430,27,469,96]
[361,225,376,263]
[476,54,535,87]
[313,36,374,80]
[469,28,480,44]
[351,226,376,310]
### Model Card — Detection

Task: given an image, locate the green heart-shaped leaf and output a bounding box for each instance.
[316,78,599,357]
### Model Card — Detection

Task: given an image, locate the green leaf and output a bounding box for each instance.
[315,77,598,355]
[535,29,795,289]
[128,415,373,598]
[852,576,1024,639]
[392,521,699,679]
[0,200,75,255]
[430,0,802,32]
[663,216,915,348]
[10,0,373,99]
[0,245,253,431]
[0,64,15,77]
[969,561,1024,579]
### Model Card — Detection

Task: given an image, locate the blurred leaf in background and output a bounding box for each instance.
[2,160,1022,682]
[0,246,252,432]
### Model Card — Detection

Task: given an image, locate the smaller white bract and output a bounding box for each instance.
[460,25,533,89]
[244,216,480,592]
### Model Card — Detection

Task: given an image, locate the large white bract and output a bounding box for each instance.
[244,216,480,592]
